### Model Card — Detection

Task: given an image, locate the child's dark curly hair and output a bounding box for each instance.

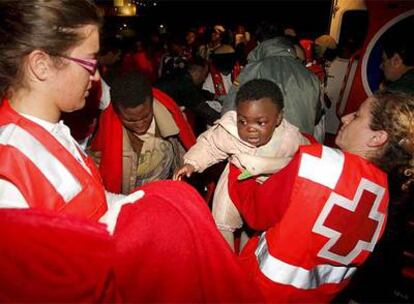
[235,79,284,112]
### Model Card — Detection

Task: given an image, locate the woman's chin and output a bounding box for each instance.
[334,136,342,149]
[65,99,86,113]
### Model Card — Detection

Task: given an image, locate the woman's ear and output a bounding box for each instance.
[368,130,389,148]
[26,50,50,81]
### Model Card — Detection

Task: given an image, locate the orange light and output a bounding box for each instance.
[117,4,137,16]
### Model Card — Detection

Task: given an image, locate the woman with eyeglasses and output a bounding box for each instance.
[0,0,142,226]
[0,1,263,302]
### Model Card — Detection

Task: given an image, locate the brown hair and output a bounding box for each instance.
[370,91,414,191]
[0,0,101,97]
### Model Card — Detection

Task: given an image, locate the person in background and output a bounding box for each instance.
[380,31,414,94]
[221,20,320,137]
[234,25,251,47]
[97,36,122,84]
[156,57,218,134]
[308,34,338,143]
[234,24,251,66]
[203,44,241,99]
[158,35,187,79]
[90,72,196,194]
[198,25,225,60]
[174,79,309,250]
[183,28,199,61]
[283,25,306,63]
[201,44,242,124]
[228,91,414,302]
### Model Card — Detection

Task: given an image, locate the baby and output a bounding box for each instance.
[173,79,309,250]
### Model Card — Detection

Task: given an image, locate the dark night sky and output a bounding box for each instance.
[153,1,332,36]
[99,0,332,39]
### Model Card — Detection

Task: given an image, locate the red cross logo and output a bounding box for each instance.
[312,178,386,265]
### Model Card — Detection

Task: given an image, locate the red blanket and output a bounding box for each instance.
[0,181,263,302]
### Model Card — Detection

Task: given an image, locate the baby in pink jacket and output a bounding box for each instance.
[174,79,309,250]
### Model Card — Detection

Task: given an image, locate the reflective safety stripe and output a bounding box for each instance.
[255,233,357,290]
[299,146,344,190]
[0,124,82,202]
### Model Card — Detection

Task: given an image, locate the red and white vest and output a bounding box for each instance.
[0,100,107,221]
[210,62,241,97]
[240,144,389,302]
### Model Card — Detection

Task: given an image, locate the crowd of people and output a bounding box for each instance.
[0,0,413,302]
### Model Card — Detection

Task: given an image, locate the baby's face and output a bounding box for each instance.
[236,98,282,147]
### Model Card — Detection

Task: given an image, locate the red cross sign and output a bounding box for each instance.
[312,178,386,265]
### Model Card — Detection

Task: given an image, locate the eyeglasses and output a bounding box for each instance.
[59,55,98,75]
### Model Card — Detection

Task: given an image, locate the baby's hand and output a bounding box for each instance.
[173,164,195,181]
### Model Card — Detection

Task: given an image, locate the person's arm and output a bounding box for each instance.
[184,125,234,172]
[228,152,301,231]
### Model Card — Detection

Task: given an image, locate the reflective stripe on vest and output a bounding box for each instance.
[0,124,82,202]
[298,146,344,189]
[255,233,357,289]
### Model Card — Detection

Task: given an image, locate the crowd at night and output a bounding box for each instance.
[0,0,413,302]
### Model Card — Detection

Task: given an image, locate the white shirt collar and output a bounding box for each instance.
[21,113,58,132]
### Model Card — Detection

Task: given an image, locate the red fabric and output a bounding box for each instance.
[113,180,263,302]
[228,155,299,231]
[90,89,196,193]
[229,144,389,302]
[307,61,326,82]
[0,208,117,302]
[90,103,123,193]
[152,88,196,150]
[120,53,136,75]
[0,100,107,220]
[134,51,157,83]
[210,63,241,97]
[299,39,314,63]
[210,64,227,96]
[0,181,264,302]
[232,61,242,80]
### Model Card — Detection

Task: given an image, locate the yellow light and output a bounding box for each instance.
[114,0,124,6]
[117,4,137,16]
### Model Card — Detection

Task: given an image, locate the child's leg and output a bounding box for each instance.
[212,164,243,251]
